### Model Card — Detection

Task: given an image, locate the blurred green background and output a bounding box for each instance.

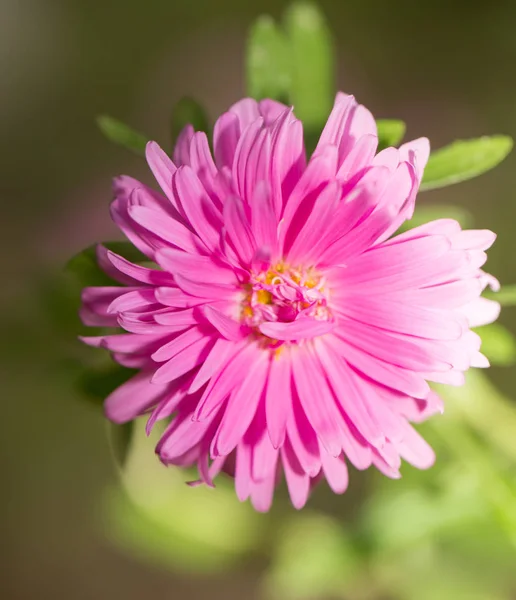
[3,0,516,598]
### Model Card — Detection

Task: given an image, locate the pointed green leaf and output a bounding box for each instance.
[376,119,406,150]
[247,16,291,102]
[77,364,138,404]
[484,284,516,306]
[420,136,513,191]
[475,323,516,366]
[66,245,113,287]
[171,97,210,147]
[284,1,334,128]
[97,115,148,156]
[66,242,147,288]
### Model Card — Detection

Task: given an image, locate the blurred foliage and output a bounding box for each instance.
[376,119,406,151]
[97,115,148,156]
[247,16,291,104]
[246,1,334,131]
[170,97,210,148]
[476,323,516,366]
[104,419,264,572]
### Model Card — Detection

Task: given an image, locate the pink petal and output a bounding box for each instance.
[337,297,464,341]
[213,111,240,169]
[286,395,322,477]
[107,289,157,314]
[173,166,223,254]
[195,341,260,420]
[203,305,247,340]
[287,180,341,264]
[155,286,209,308]
[104,370,168,423]
[291,347,343,456]
[151,326,207,362]
[155,248,237,285]
[232,119,271,204]
[211,351,268,456]
[314,337,385,446]
[399,137,430,180]
[259,318,334,341]
[249,181,278,259]
[230,98,261,129]
[282,440,311,509]
[266,353,292,448]
[321,448,349,494]
[151,335,215,384]
[280,144,339,253]
[153,308,198,327]
[80,332,171,354]
[104,248,173,285]
[223,196,257,266]
[268,108,306,217]
[173,273,238,301]
[396,424,436,469]
[324,335,429,399]
[462,297,501,327]
[128,204,200,254]
[173,124,195,166]
[145,142,178,206]
[337,133,378,180]
[188,338,237,394]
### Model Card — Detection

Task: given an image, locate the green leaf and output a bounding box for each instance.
[66,245,113,288]
[475,323,516,366]
[420,136,513,191]
[171,97,210,146]
[77,363,138,404]
[97,115,148,156]
[376,119,406,150]
[284,1,334,128]
[399,204,474,233]
[484,284,516,306]
[102,241,148,264]
[247,16,291,102]
[66,242,147,288]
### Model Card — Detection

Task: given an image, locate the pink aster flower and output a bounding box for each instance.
[81,93,500,511]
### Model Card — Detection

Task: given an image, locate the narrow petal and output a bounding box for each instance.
[211,351,268,456]
[291,347,342,456]
[223,196,257,266]
[321,448,349,494]
[105,370,168,423]
[282,440,311,509]
[266,352,292,448]
[213,111,240,169]
[128,204,200,254]
[151,336,215,384]
[145,142,178,205]
[173,124,195,166]
[203,305,247,341]
[259,318,334,341]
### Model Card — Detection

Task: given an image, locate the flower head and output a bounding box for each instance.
[81,93,499,511]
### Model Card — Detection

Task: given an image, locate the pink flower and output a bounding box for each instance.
[81,93,499,511]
